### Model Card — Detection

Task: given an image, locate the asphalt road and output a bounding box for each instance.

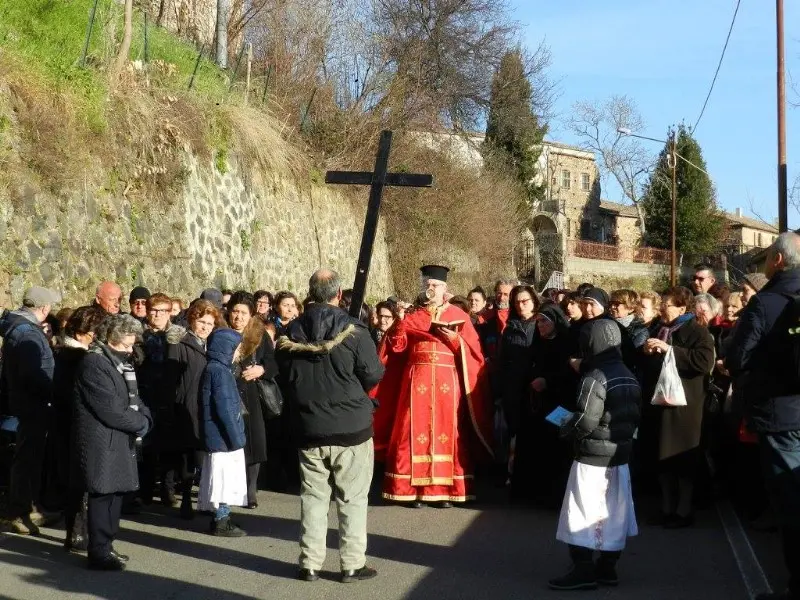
[0,486,784,600]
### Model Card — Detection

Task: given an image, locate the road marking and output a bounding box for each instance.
[716,499,773,600]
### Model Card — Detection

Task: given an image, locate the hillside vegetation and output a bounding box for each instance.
[0,0,540,297]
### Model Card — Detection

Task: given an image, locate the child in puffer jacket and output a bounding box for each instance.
[198,328,248,537]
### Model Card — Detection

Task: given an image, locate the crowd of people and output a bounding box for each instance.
[0,232,798,600]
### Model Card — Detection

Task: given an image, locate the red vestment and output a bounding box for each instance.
[372,303,493,502]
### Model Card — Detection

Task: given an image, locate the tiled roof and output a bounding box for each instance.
[724,212,779,233]
[598,200,639,219]
[543,140,591,153]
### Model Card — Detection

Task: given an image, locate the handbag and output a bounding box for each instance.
[255,377,284,419]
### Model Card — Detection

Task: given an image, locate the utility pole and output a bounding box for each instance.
[670,129,678,286]
[777,0,788,232]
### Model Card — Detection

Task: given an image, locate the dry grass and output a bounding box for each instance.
[221,104,308,182]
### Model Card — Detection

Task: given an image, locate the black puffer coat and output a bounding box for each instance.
[164,326,207,451]
[73,346,152,494]
[563,319,641,467]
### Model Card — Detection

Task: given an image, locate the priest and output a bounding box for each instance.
[373,265,493,508]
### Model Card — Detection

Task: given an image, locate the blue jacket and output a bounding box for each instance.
[0,309,54,418]
[200,329,245,452]
[726,268,800,432]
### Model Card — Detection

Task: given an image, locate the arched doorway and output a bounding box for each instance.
[515,215,563,288]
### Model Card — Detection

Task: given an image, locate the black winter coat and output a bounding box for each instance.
[74,349,152,494]
[644,317,715,463]
[726,268,800,432]
[499,316,537,434]
[276,303,385,448]
[164,327,207,451]
[0,309,54,419]
[236,332,278,464]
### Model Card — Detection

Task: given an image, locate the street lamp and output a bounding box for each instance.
[617,127,713,286]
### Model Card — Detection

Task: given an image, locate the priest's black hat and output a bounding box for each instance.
[420,264,450,282]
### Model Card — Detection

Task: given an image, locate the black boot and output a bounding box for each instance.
[548,545,597,591]
[596,551,621,586]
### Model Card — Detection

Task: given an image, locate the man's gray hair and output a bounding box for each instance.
[96,314,143,345]
[494,278,518,292]
[772,231,800,270]
[694,293,721,317]
[309,269,341,303]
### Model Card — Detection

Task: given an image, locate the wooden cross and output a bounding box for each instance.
[325,130,433,319]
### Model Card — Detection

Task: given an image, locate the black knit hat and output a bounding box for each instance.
[129,286,151,303]
[420,265,450,282]
[581,287,609,310]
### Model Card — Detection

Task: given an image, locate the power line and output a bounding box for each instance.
[692,0,743,133]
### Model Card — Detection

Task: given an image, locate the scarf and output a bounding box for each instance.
[188,330,207,351]
[89,341,142,409]
[657,313,694,342]
[616,314,635,329]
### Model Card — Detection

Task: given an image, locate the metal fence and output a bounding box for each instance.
[567,239,672,265]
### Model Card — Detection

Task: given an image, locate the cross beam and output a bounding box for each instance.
[325,130,433,319]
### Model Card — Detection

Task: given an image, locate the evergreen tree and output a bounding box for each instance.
[484,50,547,203]
[641,125,724,256]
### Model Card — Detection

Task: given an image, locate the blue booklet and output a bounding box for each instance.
[545,406,574,427]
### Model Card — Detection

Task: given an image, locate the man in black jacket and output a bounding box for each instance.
[276,269,384,584]
[727,232,800,600]
[0,286,60,535]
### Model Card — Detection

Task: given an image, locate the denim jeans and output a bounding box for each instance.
[215,503,231,521]
[760,431,800,596]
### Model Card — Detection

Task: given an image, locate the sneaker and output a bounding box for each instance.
[548,565,598,591]
[341,565,378,583]
[1,516,40,535]
[210,516,247,538]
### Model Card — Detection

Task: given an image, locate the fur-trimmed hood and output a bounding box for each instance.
[277,324,356,354]
[165,324,188,345]
[276,303,361,359]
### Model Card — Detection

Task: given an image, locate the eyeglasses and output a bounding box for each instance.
[148,308,170,315]
[132,300,147,306]
[256,300,270,306]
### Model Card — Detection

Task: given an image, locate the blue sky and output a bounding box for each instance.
[512,0,800,227]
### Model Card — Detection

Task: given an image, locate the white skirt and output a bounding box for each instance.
[198,449,248,511]
[556,461,638,552]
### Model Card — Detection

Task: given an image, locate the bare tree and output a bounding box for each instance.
[112,0,135,82]
[373,0,552,131]
[568,96,652,237]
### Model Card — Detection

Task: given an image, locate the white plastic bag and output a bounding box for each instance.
[651,347,687,407]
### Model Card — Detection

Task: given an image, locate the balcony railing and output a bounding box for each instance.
[567,239,671,265]
[533,199,562,214]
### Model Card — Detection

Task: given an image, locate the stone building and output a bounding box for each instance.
[722,209,779,277]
